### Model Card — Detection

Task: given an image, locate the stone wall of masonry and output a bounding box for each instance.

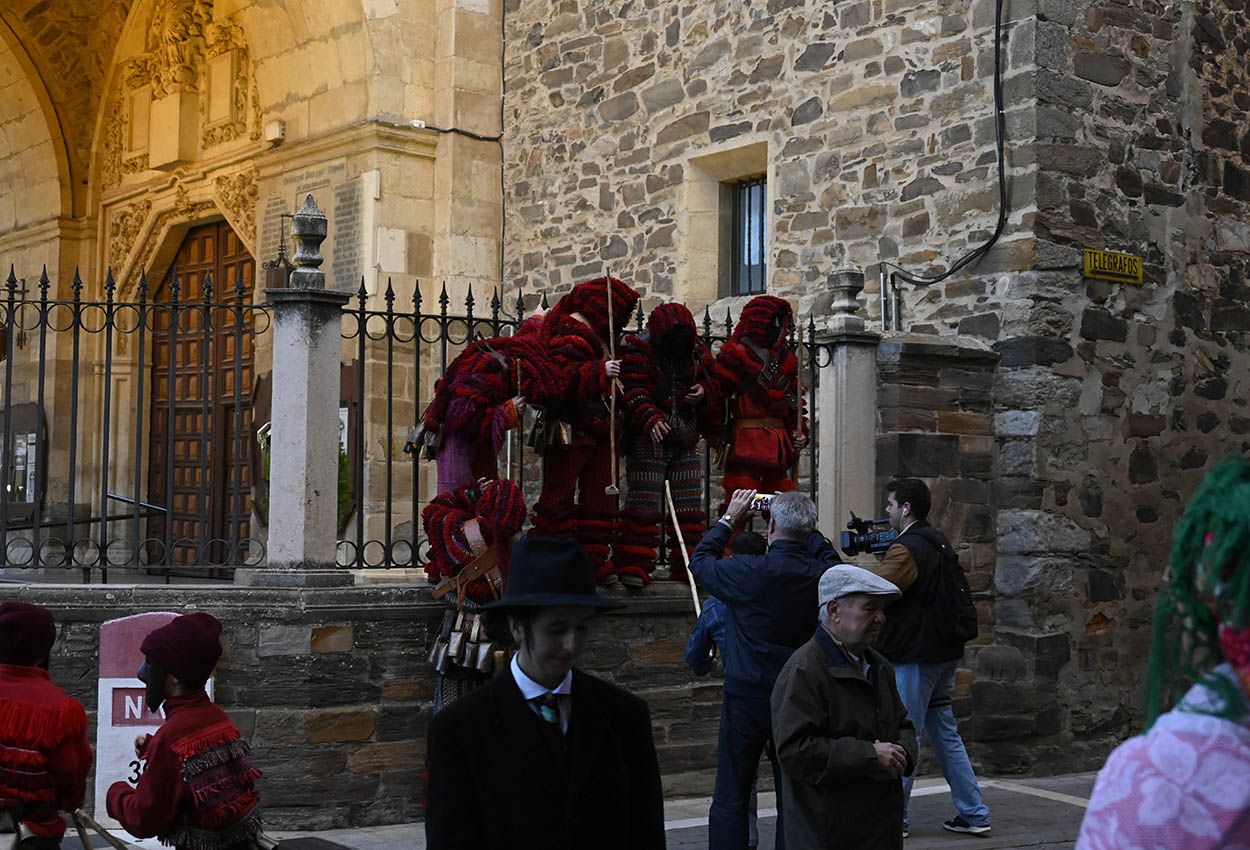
[7,581,719,827]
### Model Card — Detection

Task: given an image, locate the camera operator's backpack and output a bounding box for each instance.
[908,527,979,645]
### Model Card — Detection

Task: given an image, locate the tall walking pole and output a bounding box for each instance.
[604,272,621,496]
[71,811,129,850]
[665,480,701,617]
[792,318,804,481]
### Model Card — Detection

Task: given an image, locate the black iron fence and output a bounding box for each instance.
[0,265,824,581]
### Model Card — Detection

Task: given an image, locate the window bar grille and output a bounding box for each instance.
[355,280,368,569]
[99,271,116,582]
[132,271,149,570]
[384,279,395,566]
[231,269,247,566]
[68,271,83,579]
[163,270,180,573]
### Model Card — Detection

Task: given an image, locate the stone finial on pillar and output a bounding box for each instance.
[826,268,867,335]
[289,193,328,290]
[813,266,881,542]
[258,193,352,585]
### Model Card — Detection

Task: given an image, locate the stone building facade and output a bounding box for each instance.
[501,0,1250,774]
[2,0,1248,813]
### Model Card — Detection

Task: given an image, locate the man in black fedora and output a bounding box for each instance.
[425,535,666,850]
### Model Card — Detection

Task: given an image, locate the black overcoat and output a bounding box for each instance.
[425,666,667,850]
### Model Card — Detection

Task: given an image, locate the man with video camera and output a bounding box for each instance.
[875,478,991,839]
[690,489,840,850]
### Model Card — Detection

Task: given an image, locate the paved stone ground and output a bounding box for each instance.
[56,773,1097,849]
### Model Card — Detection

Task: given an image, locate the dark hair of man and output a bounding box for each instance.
[886,477,931,521]
[729,531,767,557]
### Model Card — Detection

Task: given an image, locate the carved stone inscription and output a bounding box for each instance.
[260,161,361,292]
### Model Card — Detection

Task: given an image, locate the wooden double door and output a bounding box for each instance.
[147,221,256,565]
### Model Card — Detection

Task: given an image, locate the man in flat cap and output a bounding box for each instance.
[107,613,263,850]
[0,601,93,848]
[425,535,665,850]
[771,565,916,850]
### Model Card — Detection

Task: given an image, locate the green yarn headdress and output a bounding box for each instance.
[1143,453,1250,726]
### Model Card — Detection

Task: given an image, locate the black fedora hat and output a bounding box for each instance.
[485,535,624,611]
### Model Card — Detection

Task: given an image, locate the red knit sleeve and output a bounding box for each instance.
[619,337,664,433]
[711,340,753,398]
[106,728,188,839]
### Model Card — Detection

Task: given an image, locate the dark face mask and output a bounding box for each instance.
[137,660,168,713]
[764,316,784,346]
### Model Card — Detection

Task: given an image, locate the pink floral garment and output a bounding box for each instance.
[1076,667,1250,850]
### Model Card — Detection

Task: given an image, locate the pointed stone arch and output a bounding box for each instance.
[0,20,73,233]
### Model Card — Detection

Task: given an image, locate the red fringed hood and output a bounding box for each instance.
[646,302,696,344]
[729,295,793,347]
[551,277,640,341]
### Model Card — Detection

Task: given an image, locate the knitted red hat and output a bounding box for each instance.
[0,601,56,665]
[730,295,793,345]
[558,277,640,340]
[647,302,696,341]
[141,612,223,687]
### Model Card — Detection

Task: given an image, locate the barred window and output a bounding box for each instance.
[730,176,767,296]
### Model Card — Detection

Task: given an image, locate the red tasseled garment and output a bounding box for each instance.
[714,338,801,476]
[0,664,93,839]
[619,333,719,448]
[107,693,261,850]
[533,311,613,435]
[421,481,526,601]
[423,316,555,450]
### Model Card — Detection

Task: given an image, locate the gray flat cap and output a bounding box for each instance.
[819,564,901,606]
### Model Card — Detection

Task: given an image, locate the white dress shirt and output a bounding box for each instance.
[511,653,572,734]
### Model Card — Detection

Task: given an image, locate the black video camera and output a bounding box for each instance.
[839,512,900,556]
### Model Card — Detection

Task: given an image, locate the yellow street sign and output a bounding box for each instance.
[1083,249,1143,285]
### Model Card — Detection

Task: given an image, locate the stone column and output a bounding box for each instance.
[815,269,881,538]
[260,195,351,583]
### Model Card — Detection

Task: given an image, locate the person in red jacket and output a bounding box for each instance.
[616,303,719,585]
[712,295,808,509]
[107,613,262,850]
[527,276,640,583]
[0,601,93,847]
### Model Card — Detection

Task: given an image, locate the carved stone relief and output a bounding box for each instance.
[107,200,153,274]
[214,169,259,249]
[201,21,251,149]
[147,0,213,99]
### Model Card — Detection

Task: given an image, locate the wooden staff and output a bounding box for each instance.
[665,480,701,617]
[71,811,130,850]
[605,272,621,496]
[70,811,94,850]
[792,319,804,480]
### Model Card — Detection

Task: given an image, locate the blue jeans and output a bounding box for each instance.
[895,660,991,830]
[709,692,782,850]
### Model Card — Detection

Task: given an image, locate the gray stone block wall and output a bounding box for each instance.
[6,582,716,827]
[501,0,1027,312]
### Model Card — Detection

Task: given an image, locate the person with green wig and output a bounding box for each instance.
[1076,453,1250,848]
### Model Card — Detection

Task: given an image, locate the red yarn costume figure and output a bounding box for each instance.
[0,602,93,844]
[711,295,807,504]
[528,276,641,583]
[422,313,548,493]
[422,478,527,603]
[107,614,262,850]
[616,304,719,585]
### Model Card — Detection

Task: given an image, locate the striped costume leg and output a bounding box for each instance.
[617,438,666,584]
